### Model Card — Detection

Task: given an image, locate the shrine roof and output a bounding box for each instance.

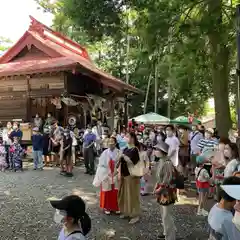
[0,16,140,93]
[0,57,77,77]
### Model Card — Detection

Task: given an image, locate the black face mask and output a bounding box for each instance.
[199,130,205,135]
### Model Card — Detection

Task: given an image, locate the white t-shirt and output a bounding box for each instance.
[224,159,240,178]
[208,204,233,237]
[195,167,210,182]
[58,228,85,240]
[165,136,180,167]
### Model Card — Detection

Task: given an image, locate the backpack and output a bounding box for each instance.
[172,166,184,189]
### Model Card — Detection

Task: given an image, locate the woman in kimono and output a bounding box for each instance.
[9,137,24,171]
[139,141,150,196]
[0,137,7,171]
[118,132,140,224]
[93,137,121,214]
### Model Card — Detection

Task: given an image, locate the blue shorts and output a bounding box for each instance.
[198,188,209,193]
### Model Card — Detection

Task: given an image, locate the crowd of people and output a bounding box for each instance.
[1,114,240,239]
[91,121,240,240]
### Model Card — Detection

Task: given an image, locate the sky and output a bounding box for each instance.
[0,0,53,42]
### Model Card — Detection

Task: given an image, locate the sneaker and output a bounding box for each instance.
[60,170,66,175]
[197,208,202,216]
[66,172,73,177]
[115,211,120,214]
[129,217,139,224]
[104,210,111,215]
[201,209,209,216]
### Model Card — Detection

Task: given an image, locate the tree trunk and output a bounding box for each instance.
[208,0,232,137]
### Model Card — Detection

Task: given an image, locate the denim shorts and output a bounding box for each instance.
[198,188,209,193]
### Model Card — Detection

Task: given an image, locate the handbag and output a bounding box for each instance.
[128,159,145,177]
[127,148,145,177]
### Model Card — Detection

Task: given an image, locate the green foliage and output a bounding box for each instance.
[0,37,12,52]
[35,0,237,134]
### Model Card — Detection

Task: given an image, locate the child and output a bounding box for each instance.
[0,137,7,171]
[32,127,44,170]
[50,195,91,239]
[139,142,150,196]
[60,129,73,177]
[195,155,211,216]
[9,137,24,172]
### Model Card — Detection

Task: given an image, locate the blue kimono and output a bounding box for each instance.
[9,143,24,170]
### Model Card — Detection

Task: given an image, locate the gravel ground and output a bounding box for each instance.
[0,162,209,240]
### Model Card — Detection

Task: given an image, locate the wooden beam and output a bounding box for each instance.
[26,75,31,121]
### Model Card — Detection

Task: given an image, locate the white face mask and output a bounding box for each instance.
[204,132,211,139]
[233,211,240,231]
[13,125,18,130]
[54,209,66,224]
[179,129,184,134]
[154,150,161,158]
[224,149,232,158]
[137,135,142,140]
[192,126,197,131]
[87,129,92,133]
[166,130,173,137]
[149,132,155,140]
[156,135,162,142]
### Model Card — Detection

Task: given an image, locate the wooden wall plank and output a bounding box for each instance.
[0,98,27,121]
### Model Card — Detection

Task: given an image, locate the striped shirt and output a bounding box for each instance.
[197,138,218,153]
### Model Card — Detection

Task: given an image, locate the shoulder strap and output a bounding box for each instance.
[67,230,83,237]
[197,167,204,178]
[191,131,199,141]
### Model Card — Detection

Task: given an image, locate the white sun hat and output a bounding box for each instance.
[221,185,240,200]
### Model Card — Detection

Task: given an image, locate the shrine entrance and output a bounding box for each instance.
[29,97,65,125]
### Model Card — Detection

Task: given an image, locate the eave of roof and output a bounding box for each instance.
[0,16,141,94]
[0,57,77,77]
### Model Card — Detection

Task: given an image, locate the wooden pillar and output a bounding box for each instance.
[83,109,87,128]
[109,98,115,131]
[63,73,68,126]
[26,75,31,122]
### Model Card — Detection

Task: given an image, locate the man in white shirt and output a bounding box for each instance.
[189,124,203,175]
[165,125,180,167]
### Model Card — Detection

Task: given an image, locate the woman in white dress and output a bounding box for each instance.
[93,137,121,215]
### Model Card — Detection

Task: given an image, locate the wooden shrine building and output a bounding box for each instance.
[0,16,139,128]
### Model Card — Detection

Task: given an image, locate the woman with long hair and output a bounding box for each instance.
[93,136,121,215]
[117,132,141,224]
[224,142,240,178]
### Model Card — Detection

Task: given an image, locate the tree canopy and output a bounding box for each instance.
[35,0,239,136]
[0,36,12,52]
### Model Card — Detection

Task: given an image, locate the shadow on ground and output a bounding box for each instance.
[0,162,209,240]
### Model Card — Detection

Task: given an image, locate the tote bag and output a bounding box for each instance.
[127,148,145,177]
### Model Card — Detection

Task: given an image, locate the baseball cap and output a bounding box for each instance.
[196,155,205,164]
[154,141,169,154]
[50,195,86,218]
[221,185,240,200]
[206,128,214,135]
